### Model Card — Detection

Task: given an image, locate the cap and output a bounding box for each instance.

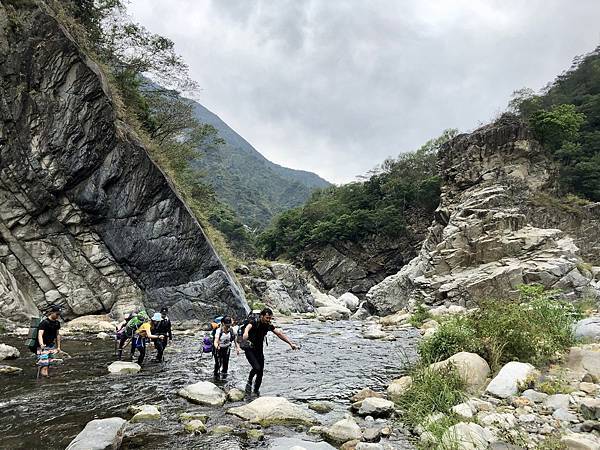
[160,307,168,313]
[151,312,162,321]
[222,316,232,325]
[48,304,61,313]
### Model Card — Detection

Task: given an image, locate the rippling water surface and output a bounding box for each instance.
[0,318,419,449]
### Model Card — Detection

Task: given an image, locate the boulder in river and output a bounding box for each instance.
[363,323,387,340]
[387,376,412,402]
[351,388,384,403]
[129,405,160,422]
[0,344,19,360]
[308,401,334,414]
[63,315,117,334]
[317,305,351,320]
[227,388,246,402]
[178,381,226,406]
[0,365,22,375]
[338,292,360,311]
[107,361,141,375]
[184,419,207,434]
[227,396,317,427]
[358,397,395,417]
[65,417,127,450]
[322,415,362,444]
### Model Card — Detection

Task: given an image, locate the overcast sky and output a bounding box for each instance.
[127,0,600,184]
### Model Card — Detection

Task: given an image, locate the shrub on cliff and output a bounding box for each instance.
[419,285,581,371]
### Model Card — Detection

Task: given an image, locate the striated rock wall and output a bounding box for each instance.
[367,115,600,315]
[0,3,248,322]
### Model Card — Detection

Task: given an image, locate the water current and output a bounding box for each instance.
[0,318,419,449]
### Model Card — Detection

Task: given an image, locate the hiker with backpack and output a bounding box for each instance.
[35,305,62,377]
[150,307,172,363]
[212,316,239,380]
[116,311,140,360]
[132,311,166,366]
[240,307,299,396]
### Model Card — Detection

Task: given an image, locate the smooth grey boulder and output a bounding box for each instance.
[486,362,536,398]
[108,361,140,375]
[358,397,395,417]
[227,396,317,427]
[574,317,600,342]
[338,292,360,311]
[0,365,22,375]
[65,417,127,450]
[178,381,226,406]
[430,352,490,391]
[543,394,570,412]
[322,415,362,443]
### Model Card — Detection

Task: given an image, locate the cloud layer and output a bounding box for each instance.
[127,0,600,183]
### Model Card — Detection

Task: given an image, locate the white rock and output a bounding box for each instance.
[561,433,600,450]
[441,422,492,450]
[322,415,362,443]
[363,324,387,340]
[544,394,570,411]
[227,396,316,427]
[130,405,160,422]
[387,376,412,402]
[355,444,384,450]
[227,388,245,402]
[316,305,351,321]
[65,418,127,450]
[574,317,600,342]
[96,332,111,340]
[107,361,140,375]
[478,412,516,430]
[451,402,475,419]
[178,381,226,406]
[430,352,491,391]
[0,343,19,360]
[485,361,536,398]
[63,315,116,333]
[358,397,395,417]
[338,293,360,311]
[522,389,548,403]
[380,311,410,326]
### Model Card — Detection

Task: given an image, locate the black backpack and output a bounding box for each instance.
[26,316,43,353]
[236,313,262,349]
[211,327,235,344]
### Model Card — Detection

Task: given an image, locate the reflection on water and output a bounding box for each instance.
[0,319,418,449]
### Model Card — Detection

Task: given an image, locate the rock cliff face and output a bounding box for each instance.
[367,116,600,315]
[0,3,248,323]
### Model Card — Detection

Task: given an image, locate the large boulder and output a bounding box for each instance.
[227,396,317,427]
[0,343,19,360]
[560,433,600,450]
[322,415,362,444]
[567,345,600,382]
[178,381,226,406]
[338,292,360,312]
[64,315,116,334]
[430,352,490,391]
[317,305,351,320]
[574,318,600,342]
[486,361,536,398]
[107,361,140,375]
[65,417,127,450]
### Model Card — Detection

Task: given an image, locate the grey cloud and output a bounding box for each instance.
[127,0,600,183]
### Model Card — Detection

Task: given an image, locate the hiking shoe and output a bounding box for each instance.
[245,382,252,394]
[253,390,260,397]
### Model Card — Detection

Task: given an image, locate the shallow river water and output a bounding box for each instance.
[0,318,419,449]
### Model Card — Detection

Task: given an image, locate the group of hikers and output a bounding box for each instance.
[31,304,298,395]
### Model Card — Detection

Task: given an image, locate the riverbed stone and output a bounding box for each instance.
[358,397,395,417]
[0,365,22,375]
[0,344,19,360]
[544,394,571,411]
[380,311,410,326]
[184,419,206,434]
[560,432,600,450]
[130,405,160,423]
[567,345,600,382]
[65,417,127,450]
[479,413,516,430]
[441,422,492,450]
[430,352,491,391]
[579,398,600,420]
[107,361,141,375]
[227,388,245,402]
[179,412,209,423]
[210,425,234,435]
[486,361,536,398]
[340,440,360,450]
[227,396,317,427]
[387,376,412,402]
[351,388,384,403]
[579,382,599,395]
[63,315,116,334]
[522,389,548,403]
[339,293,360,311]
[96,332,111,340]
[363,324,387,340]
[452,402,475,419]
[322,415,362,443]
[574,317,600,342]
[553,408,579,423]
[178,381,226,406]
[317,305,351,320]
[362,426,382,442]
[308,401,334,414]
[355,443,384,450]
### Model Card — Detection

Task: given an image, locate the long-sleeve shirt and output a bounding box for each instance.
[154,317,172,339]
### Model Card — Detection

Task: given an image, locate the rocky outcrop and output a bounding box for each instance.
[0,3,248,323]
[65,417,127,450]
[367,116,600,314]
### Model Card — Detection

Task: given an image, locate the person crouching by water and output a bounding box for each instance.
[213,316,239,380]
[37,305,62,377]
[242,308,299,396]
[150,307,172,363]
[132,312,165,366]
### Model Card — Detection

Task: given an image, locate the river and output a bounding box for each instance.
[0,318,419,449]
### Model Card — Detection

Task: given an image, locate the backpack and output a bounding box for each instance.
[212,327,235,347]
[124,316,142,338]
[202,335,213,353]
[26,316,43,353]
[236,313,260,349]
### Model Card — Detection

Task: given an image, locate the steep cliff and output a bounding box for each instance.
[0,2,248,323]
[367,115,600,315]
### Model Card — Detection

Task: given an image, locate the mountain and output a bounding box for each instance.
[191,102,331,229]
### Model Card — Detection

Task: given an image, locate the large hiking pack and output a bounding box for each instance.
[212,327,235,345]
[26,316,44,353]
[124,313,145,338]
[236,312,260,349]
